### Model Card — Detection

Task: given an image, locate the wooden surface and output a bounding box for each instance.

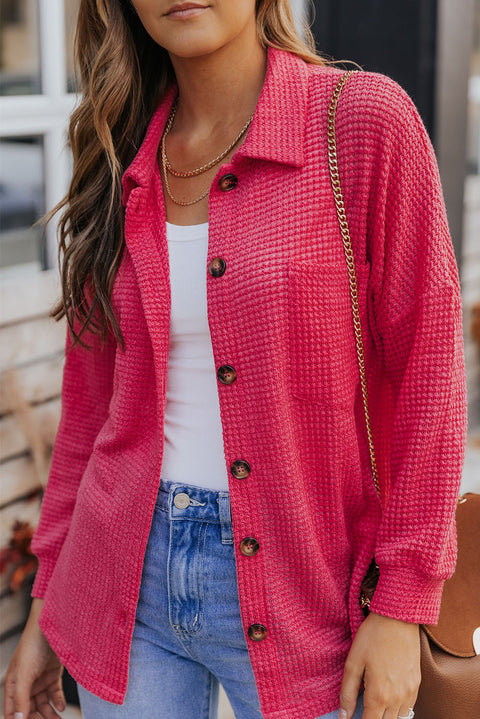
[0,268,64,645]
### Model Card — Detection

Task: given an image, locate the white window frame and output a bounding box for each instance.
[0,0,76,272]
[0,0,307,273]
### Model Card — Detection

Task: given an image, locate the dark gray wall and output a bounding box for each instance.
[309,0,475,265]
[310,0,438,136]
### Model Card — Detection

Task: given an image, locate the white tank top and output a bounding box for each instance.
[160,221,230,491]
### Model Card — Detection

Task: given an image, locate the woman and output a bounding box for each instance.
[4,1,466,719]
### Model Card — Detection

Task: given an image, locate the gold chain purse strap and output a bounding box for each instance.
[327,71,381,613]
[327,84,480,719]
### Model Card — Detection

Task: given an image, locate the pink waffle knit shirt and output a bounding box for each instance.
[30,48,467,719]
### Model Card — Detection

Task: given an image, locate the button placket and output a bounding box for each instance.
[210,179,265,636]
[210,168,239,390]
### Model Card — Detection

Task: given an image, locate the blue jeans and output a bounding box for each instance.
[78,479,364,719]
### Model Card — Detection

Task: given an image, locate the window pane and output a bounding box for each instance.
[0,0,41,95]
[0,136,46,269]
[65,0,80,93]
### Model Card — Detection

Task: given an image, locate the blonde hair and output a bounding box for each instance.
[256,0,324,65]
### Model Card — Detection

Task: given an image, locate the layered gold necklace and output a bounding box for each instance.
[160,98,255,206]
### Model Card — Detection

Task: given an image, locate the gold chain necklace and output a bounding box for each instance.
[160,99,255,206]
[161,154,211,206]
[163,98,255,177]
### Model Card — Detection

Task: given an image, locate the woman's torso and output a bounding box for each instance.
[31,49,465,718]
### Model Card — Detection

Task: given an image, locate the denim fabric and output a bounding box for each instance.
[77,479,364,719]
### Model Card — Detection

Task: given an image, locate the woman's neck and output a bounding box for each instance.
[168,29,267,139]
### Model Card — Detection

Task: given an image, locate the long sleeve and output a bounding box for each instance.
[31,322,116,598]
[355,77,468,623]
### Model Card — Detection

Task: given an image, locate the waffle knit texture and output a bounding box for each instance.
[30,48,467,719]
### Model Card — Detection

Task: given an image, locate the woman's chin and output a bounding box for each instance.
[165,37,228,60]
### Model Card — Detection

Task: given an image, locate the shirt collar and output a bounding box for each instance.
[122,46,309,206]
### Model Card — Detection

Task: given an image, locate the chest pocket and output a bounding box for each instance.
[287,259,370,408]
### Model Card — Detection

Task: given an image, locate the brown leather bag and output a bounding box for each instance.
[328,72,480,718]
[415,492,480,717]
[361,494,480,717]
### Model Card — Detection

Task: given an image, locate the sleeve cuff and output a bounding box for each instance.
[367,565,446,624]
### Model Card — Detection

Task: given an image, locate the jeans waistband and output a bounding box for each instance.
[157,478,233,543]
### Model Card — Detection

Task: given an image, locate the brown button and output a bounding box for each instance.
[230,460,251,479]
[219,173,238,192]
[208,257,226,277]
[217,365,237,385]
[240,537,260,556]
[248,624,267,642]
